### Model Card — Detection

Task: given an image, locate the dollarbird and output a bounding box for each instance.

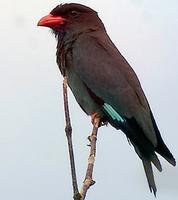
[38,3,176,195]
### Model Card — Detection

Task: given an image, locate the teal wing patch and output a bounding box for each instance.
[103,103,124,123]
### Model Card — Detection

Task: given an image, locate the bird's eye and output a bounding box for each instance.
[70,10,80,17]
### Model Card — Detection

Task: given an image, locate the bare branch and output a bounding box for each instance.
[80,117,101,200]
[63,77,81,200]
[63,77,100,200]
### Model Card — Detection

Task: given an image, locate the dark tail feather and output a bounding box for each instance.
[150,111,176,166]
[133,145,161,196]
[105,114,160,196]
[104,106,176,196]
[150,154,162,172]
[142,159,157,196]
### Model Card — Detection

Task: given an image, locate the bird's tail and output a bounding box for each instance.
[103,103,176,195]
[142,159,157,196]
[133,145,162,196]
[150,111,176,166]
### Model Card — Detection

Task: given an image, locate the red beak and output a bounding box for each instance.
[37,14,65,27]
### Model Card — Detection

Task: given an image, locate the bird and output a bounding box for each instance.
[38,3,176,196]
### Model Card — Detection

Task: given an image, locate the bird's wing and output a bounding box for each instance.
[72,31,157,145]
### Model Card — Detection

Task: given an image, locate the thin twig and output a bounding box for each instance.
[63,77,81,200]
[80,117,101,200]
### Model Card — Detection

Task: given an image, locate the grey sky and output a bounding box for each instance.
[0,0,178,199]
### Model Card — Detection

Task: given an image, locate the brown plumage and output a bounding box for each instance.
[38,3,176,196]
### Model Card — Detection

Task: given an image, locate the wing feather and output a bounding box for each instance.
[72,31,157,145]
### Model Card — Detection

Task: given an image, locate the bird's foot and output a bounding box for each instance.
[91,112,101,127]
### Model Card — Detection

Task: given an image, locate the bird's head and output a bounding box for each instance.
[38,3,105,39]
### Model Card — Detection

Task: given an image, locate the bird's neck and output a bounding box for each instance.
[55,28,105,76]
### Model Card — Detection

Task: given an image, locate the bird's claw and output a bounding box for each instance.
[91,112,101,127]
